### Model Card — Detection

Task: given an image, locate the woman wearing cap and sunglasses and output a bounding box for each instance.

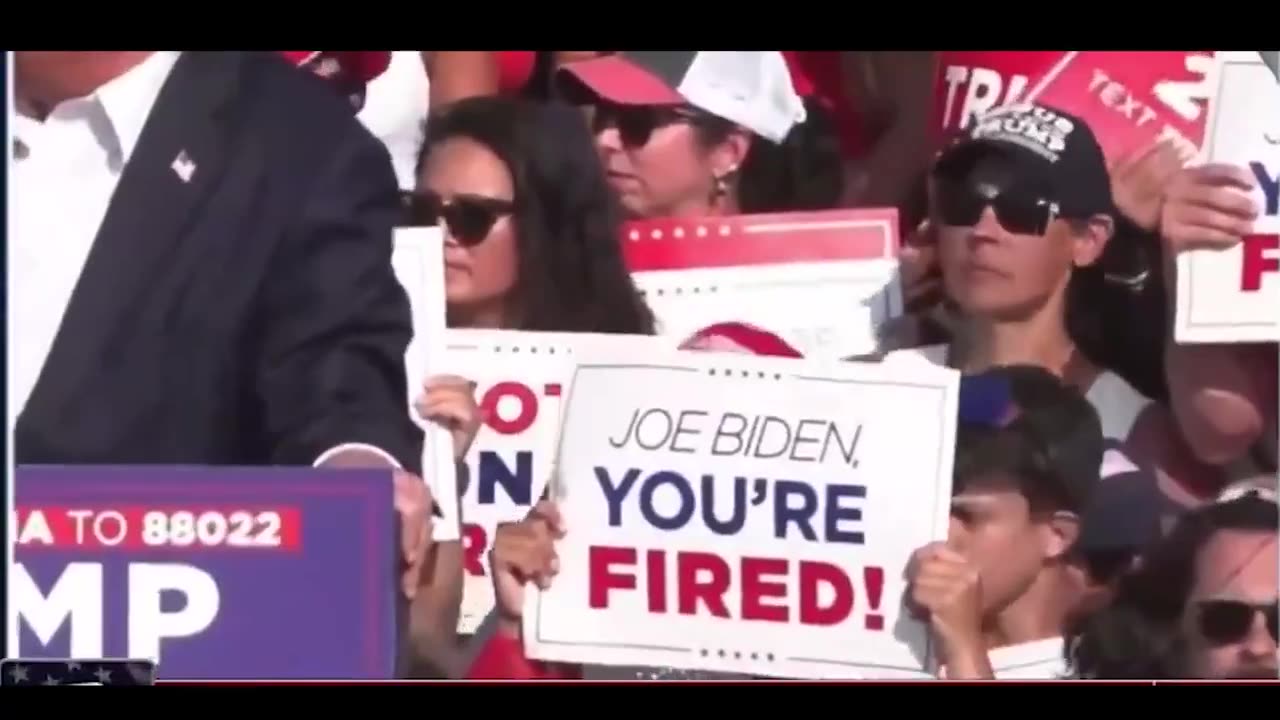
[884,104,1217,508]
[411,95,655,334]
[555,51,845,221]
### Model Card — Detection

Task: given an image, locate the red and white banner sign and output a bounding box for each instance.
[933,51,1215,162]
[623,209,902,360]
[932,51,1058,138]
[441,329,668,633]
[1175,51,1280,344]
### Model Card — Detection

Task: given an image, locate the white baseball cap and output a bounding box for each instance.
[558,51,807,144]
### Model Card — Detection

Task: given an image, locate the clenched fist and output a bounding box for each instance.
[907,542,985,658]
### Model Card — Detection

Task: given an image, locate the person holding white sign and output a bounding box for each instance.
[409,96,654,650]
[908,365,1104,679]
[1159,164,1276,482]
[411,96,655,335]
[465,324,805,680]
[1065,491,1277,679]
[887,103,1215,505]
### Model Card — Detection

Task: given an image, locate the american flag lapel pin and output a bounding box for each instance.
[171,150,197,183]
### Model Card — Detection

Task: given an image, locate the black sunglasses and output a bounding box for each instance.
[588,103,703,148]
[400,191,515,247]
[1197,599,1279,646]
[934,179,1061,236]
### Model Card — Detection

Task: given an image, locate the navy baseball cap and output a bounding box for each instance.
[1076,444,1184,554]
[934,103,1114,220]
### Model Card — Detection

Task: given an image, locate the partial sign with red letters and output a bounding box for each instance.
[525,345,960,678]
[624,209,901,360]
[1025,51,1215,163]
[932,51,1216,163]
[1174,51,1280,343]
[442,329,668,633]
[932,51,1060,138]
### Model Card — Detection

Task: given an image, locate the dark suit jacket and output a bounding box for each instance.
[15,51,423,473]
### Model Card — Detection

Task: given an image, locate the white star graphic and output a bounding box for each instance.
[42,676,61,686]
[7,664,29,683]
[93,667,113,684]
[66,661,82,672]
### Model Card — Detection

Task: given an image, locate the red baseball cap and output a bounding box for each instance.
[279,51,391,84]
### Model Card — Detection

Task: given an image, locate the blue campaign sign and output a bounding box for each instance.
[11,466,401,679]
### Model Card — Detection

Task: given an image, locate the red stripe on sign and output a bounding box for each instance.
[14,505,302,551]
[543,383,562,397]
[622,208,899,272]
[1241,233,1279,291]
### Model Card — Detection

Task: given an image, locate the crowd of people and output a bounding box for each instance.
[11,50,1278,681]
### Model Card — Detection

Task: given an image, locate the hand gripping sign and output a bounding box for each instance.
[624,209,902,361]
[391,227,460,540]
[441,329,670,633]
[524,348,960,679]
[10,466,399,680]
[933,51,1216,162]
[1174,51,1280,343]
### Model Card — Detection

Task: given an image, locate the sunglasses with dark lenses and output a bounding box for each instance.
[933,179,1060,236]
[588,103,702,148]
[400,192,515,247]
[1197,599,1279,646]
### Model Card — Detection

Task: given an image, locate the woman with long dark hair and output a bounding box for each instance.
[411,95,655,334]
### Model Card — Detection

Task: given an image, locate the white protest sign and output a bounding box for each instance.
[625,209,903,360]
[442,329,669,633]
[391,227,459,541]
[525,350,959,678]
[1175,51,1280,343]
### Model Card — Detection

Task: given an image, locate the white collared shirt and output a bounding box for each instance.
[11,50,181,427]
[986,636,1070,679]
[10,51,398,469]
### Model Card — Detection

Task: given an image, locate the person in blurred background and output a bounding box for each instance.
[783,51,937,212]
[556,51,845,220]
[1083,138,1274,492]
[287,51,501,191]
[1065,491,1277,679]
[281,50,391,111]
[1158,162,1276,482]
[886,104,1216,505]
[412,96,655,335]
[1064,453,1181,619]
[359,51,432,191]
